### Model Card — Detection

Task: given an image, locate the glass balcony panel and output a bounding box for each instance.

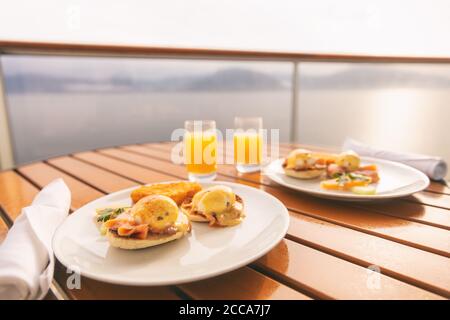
[2,55,292,164]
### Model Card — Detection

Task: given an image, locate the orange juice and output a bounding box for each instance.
[234,132,263,165]
[184,131,217,174]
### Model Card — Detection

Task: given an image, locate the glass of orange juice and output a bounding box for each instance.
[184,120,217,181]
[234,117,263,173]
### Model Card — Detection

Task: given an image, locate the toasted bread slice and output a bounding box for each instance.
[284,168,324,179]
[130,182,202,205]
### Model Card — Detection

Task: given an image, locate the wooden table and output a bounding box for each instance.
[0,142,449,300]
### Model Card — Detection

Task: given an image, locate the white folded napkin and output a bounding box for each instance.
[0,179,70,300]
[343,138,448,181]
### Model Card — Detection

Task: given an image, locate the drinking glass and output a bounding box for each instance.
[184,120,217,181]
[233,117,263,173]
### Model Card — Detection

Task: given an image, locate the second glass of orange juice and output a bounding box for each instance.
[184,120,217,181]
[234,117,263,173]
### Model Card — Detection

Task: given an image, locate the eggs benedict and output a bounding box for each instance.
[181,185,245,227]
[326,150,379,183]
[103,195,191,249]
[321,150,380,194]
[282,149,326,179]
[336,150,360,171]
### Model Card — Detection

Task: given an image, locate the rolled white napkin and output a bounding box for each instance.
[0,179,70,300]
[343,138,448,181]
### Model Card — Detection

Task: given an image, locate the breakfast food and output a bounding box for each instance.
[326,151,379,182]
[181,185,245,227]
[281,149,380,195]
[336,150,360,170]
[95,205,131,235]
[320,172,372,191]
[101,195,191,250]
[95,182,246,249]
[282,149,327,179]
[321,150,379,194]
[131,181,202,205]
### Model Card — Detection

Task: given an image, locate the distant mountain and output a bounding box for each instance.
[4,66,450,93]
[186,68,284,90]
[4,68,286,93]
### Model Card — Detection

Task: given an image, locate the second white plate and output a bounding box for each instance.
[263,157,429,201]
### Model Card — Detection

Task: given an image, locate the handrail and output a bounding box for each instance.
[1,40,450,63]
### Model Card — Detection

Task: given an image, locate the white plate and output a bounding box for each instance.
[263,157,429,201]
[52,181,289,286]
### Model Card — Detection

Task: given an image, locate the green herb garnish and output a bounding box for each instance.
[331,172,344,179]
[348,173,371,181]
[96,207,129,222]
[337,174,350,186]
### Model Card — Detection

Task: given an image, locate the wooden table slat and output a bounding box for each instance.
[407,192,450,211]
[18,162,104,211]
[0,215,8,243]
[287,211,450,297]
[103,147,187,177]
[353,201,450,231]
[426,183,450,195]
[0,170,39,220]
[180,267,311,300]
[74,151,170,184]
[255,238,443,300]
[48,157,137,193]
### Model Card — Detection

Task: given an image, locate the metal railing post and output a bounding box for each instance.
[290,61,299,142]
[0,57,15,170]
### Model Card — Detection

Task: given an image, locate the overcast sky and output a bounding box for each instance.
[1,0,450,57]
